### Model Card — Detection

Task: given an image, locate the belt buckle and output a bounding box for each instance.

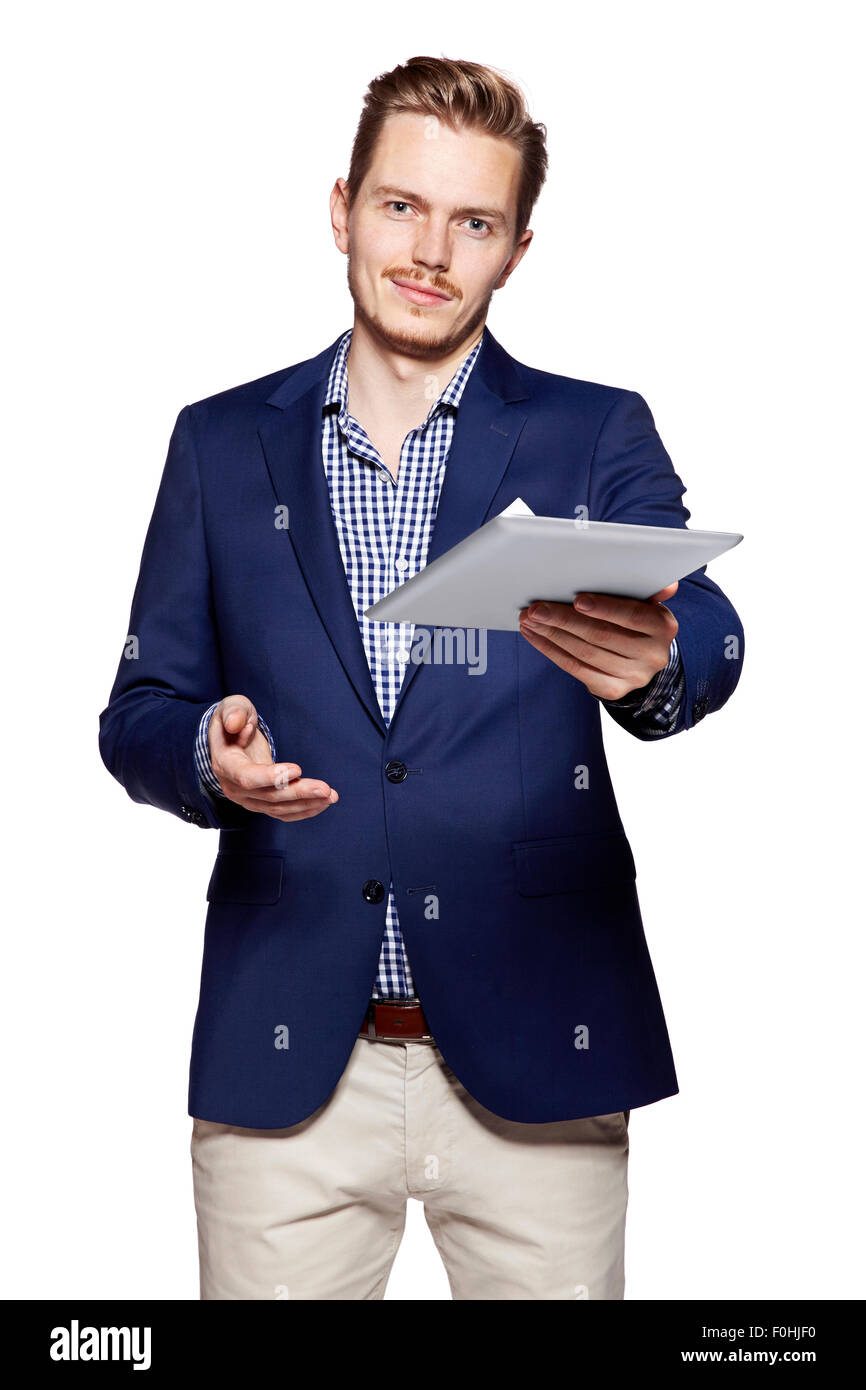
[365,999,433,1043]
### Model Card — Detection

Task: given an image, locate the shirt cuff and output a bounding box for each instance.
[194,702,277,799]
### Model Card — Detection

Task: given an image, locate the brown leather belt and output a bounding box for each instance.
[360,998,435,1043]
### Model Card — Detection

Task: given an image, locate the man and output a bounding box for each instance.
[99,55,743,1301]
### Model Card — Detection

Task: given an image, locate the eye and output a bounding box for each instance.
[387,201,412,215]
[464,218,491,236]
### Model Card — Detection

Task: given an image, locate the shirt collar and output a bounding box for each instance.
[323,326,485,431]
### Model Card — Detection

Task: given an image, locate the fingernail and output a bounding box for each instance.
[575,595,594,610]
[530,602,551,620]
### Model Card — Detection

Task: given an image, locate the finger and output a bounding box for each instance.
[519,616,640,677]
[520,616,662,688]
[521,601,651,662]
[214,756,303,793]
[235,788,339,820]
[570,592,678,639]
[244,799,338,822]
[221,761,338,802]
[258,804,335,823]
[246,778,339,804]
[519,621,630,700]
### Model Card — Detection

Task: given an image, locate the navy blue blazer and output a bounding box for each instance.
[98,327,744,1127]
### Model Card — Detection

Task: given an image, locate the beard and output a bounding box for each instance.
[346,254,491,361]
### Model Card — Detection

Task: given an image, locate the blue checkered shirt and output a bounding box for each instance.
[195,327,685,998]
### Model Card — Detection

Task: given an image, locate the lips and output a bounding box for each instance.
[390,278,453,306]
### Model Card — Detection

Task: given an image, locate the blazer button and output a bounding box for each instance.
[385,760,408,783]
[363,880,386,904]
[693,695,709,723]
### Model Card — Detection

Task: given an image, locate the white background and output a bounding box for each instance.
[3,0,863,1300]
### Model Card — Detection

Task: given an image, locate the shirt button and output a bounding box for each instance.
[395,557,408,572]
[395,649,410,664]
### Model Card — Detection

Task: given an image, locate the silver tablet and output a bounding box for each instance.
[364,512,743,632]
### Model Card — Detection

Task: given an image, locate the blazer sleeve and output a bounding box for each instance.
[97,405,252,830]
[587,389,745,740]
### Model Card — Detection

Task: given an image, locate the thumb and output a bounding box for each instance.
[217,696,258,750]
[649,580,678,604]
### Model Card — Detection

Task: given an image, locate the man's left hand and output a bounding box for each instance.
[518,583,679,701]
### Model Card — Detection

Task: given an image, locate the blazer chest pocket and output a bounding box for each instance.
[512,832,636,897]
[206,852,284,905]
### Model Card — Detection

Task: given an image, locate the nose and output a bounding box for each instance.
[409,216,452,275]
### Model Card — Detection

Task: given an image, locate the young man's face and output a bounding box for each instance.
[332,112,532,361]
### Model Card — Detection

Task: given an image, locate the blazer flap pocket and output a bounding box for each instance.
[512,832,636,897]
[206,852,284,905]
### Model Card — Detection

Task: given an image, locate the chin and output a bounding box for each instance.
[373,310,456,358]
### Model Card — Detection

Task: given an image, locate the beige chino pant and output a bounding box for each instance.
[191,1035,629,1300]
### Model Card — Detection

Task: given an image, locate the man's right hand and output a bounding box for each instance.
[208,695,338,822]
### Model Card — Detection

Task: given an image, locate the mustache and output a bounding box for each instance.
[384,268,460,300]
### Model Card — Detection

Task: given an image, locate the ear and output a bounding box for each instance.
[495,227,533,290]
[330,178,351,253]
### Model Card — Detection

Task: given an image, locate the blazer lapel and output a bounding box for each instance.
[257,337,387,734]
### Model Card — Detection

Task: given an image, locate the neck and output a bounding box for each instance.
[345,319,484,426]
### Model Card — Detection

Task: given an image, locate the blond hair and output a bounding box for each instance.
[346,55,548,244]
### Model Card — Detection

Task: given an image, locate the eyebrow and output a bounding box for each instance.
[370,184,508,228]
